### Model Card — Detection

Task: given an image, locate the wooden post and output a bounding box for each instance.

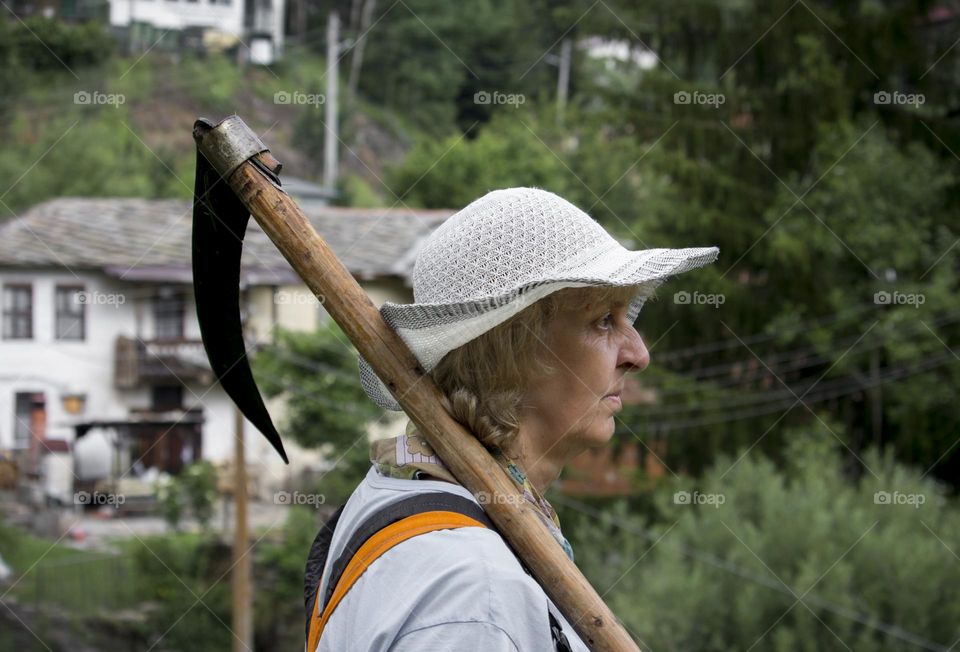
[232,405,253,652]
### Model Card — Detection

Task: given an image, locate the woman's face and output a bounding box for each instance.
[521,290,650,459]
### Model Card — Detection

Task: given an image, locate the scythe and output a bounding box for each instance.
[190,115,639,651]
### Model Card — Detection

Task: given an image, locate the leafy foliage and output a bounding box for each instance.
[0,16,112,73]
[129,533,233,651]
[156,475,186,531]
[563,426,960,651]
[387,112,574,207]
[255,507,322,649]
[180,461,219,530]
[254,323,383,503]
[254,323,382,452]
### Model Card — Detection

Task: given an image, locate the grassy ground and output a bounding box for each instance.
[0,518,138,613]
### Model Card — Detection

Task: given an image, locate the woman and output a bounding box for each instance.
[310,187,719,650]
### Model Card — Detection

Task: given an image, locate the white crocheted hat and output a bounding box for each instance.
[358,187,719,410]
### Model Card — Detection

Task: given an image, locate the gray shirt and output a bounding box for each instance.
[312,464,591,651]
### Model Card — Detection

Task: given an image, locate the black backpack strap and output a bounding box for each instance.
[548,609,574,652]
[304,503,345,641]
[304,491,571,651]
[321,493,493,612]
[305,493,491,641]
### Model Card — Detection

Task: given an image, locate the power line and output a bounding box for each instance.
[652,301,879,363]
[637,350,958,433]
[653,311,960,395]
[644,315,960,414]
[646,351,957,432]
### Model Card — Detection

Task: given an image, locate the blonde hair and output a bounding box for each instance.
[422,283,656,454]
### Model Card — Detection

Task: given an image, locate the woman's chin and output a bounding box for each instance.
[583,420,617,449]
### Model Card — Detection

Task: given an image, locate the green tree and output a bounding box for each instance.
[255,506,321,649]
[0,108,194,215]
[180,461,218,530]
[562,425,960,651]
[387,111,573,207]
[130,534,232,651]
[536,0,960,484]
[156,475,186,531]
[354,0,595,134]
[254,322,383,501]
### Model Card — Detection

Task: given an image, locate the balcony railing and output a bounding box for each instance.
[115,336,212,388]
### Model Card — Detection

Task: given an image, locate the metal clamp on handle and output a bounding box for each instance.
[193,116,281,185]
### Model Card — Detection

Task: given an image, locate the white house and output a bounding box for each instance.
[107,0,287,65]
[0,194,453,493]
[579,36,658,71]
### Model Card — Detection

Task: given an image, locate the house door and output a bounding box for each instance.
[15,392,46,473]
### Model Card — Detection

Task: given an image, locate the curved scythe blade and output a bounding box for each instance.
[191,142,289,464]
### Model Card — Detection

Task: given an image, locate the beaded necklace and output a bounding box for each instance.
[370,423,575,562]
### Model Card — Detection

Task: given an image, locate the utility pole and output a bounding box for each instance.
[324,11,340,191]
[556,38,572,128]
[232,405,252,652]
[870,348,882,448]
[347,0,377,106]
[296,0,307,44]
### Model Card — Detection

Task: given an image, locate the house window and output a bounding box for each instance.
[2,285,32,340]
[14,392,41,448]
[55,286,85,340]
[151,385,183,411]
[154,289,185,340]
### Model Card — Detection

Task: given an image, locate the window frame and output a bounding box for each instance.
[54,285,86,341]
[153,288,185,341]
[2,284,33,340]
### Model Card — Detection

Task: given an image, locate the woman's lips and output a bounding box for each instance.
[604,394,622,408]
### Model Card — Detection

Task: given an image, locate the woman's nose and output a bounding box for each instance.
[619,327,650,373]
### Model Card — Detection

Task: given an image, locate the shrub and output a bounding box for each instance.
[563,425,960,651]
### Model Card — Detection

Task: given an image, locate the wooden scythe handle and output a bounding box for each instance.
[210,135,639,651]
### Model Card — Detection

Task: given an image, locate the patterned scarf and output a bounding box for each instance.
[370,420,575,562]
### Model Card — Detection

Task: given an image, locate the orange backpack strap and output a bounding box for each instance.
[305,493,494,652]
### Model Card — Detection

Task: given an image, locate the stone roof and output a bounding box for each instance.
[0,197,454,285]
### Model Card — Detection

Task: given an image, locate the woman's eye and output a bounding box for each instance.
[598,313,614,329]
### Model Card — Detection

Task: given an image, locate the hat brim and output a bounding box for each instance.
[358,245,719,411]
